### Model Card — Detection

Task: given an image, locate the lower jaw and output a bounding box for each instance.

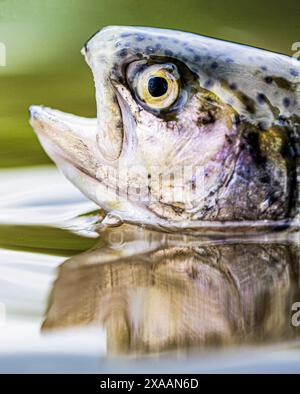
[36,135,298,236]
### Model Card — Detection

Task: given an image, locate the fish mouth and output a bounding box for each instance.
[28,104,149,219]
[29,105,98,171]
[29,75,137,180]
[29,105,119,215]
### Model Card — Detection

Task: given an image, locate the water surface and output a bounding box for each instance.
[0,166,299,373]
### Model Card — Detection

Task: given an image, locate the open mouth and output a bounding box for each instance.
[29,104,141,214]
[29,105,97,161]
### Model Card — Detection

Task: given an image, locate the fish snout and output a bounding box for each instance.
[29,105,99,172]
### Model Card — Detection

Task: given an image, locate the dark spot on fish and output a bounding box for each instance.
[265,76,273,84]
[283,97,291,108]
[257,93,267,104]
[211,62,218,69]
[290,68,299,77]
[225,57,234,63]
[165,49,173,57]
[146,46,155,55]
[257,95,280,119]
[272,76,293,90]
[186,47,194,53]
[241,94,256,114]
[120,33,132,38]
[229,82,237,90]
[260,65,268,71]
[173,39,179,44]
[204,79,214,89]
[194,55,201,62]
[135,34,145,42]
[118,48,128,57]
[155,43,162,50]
[123,42,131,47]
[245,131,266,165]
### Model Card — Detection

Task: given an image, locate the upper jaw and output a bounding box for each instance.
[29,105,99,177]
[28,105,120,212]
[29,105,98,141]
[28,105,163,225]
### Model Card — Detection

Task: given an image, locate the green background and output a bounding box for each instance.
[0,0,299,168]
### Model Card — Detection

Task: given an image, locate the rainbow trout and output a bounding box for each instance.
[29,26,300,233]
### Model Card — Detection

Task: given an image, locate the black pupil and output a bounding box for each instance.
[148,77,168,97]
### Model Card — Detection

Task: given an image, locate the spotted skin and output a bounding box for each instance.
[86,27,300,125]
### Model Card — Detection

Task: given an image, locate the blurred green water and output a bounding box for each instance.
[0,0,299,168]
[0,224,99,256]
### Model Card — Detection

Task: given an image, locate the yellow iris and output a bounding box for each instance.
[136,64,179,110]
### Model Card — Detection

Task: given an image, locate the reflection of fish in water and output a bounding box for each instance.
[30,26,300,233]
[42,227,300,354]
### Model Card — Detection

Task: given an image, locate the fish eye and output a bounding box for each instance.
[148,76,168,97]
[134,64,180,110]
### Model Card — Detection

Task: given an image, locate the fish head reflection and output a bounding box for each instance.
[42,226,300,354]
